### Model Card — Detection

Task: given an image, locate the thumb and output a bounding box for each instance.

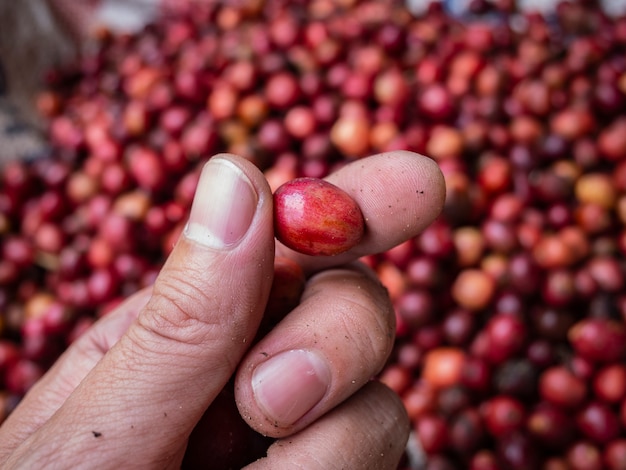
[5,155,275,468]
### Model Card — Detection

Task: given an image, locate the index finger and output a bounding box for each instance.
[276,150,446,273]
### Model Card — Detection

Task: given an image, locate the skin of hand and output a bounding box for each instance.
[46,0,202,40]
[0,151,445,469]
[46,0,102,40]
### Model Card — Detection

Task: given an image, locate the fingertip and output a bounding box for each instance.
[380,149,446,223]
[235,265,397,439]
[211,153,273,194]
[416,150,447,216]
[327,150,446,255]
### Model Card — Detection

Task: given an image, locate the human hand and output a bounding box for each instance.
[46,0,103,40]
[46,0,201,40]
[0,151,445,469]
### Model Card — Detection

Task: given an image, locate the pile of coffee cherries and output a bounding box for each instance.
[1,1,626,468]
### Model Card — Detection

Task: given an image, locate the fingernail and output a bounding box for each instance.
[252,349,331,426]
[184,157,258,249]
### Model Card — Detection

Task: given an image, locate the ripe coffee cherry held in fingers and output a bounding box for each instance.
[273,177,365,256]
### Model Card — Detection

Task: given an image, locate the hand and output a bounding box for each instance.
[0,151,445,469]
[46,0,102,39]
[46,0,203,40]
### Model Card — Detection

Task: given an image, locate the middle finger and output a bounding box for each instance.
[234,263,394,438]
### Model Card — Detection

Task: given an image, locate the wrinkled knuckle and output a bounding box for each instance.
[343,310,391,372]
[339,288,395,369]
[351,271,395,344]
[307,266,396,370]
[139,271,219,347]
